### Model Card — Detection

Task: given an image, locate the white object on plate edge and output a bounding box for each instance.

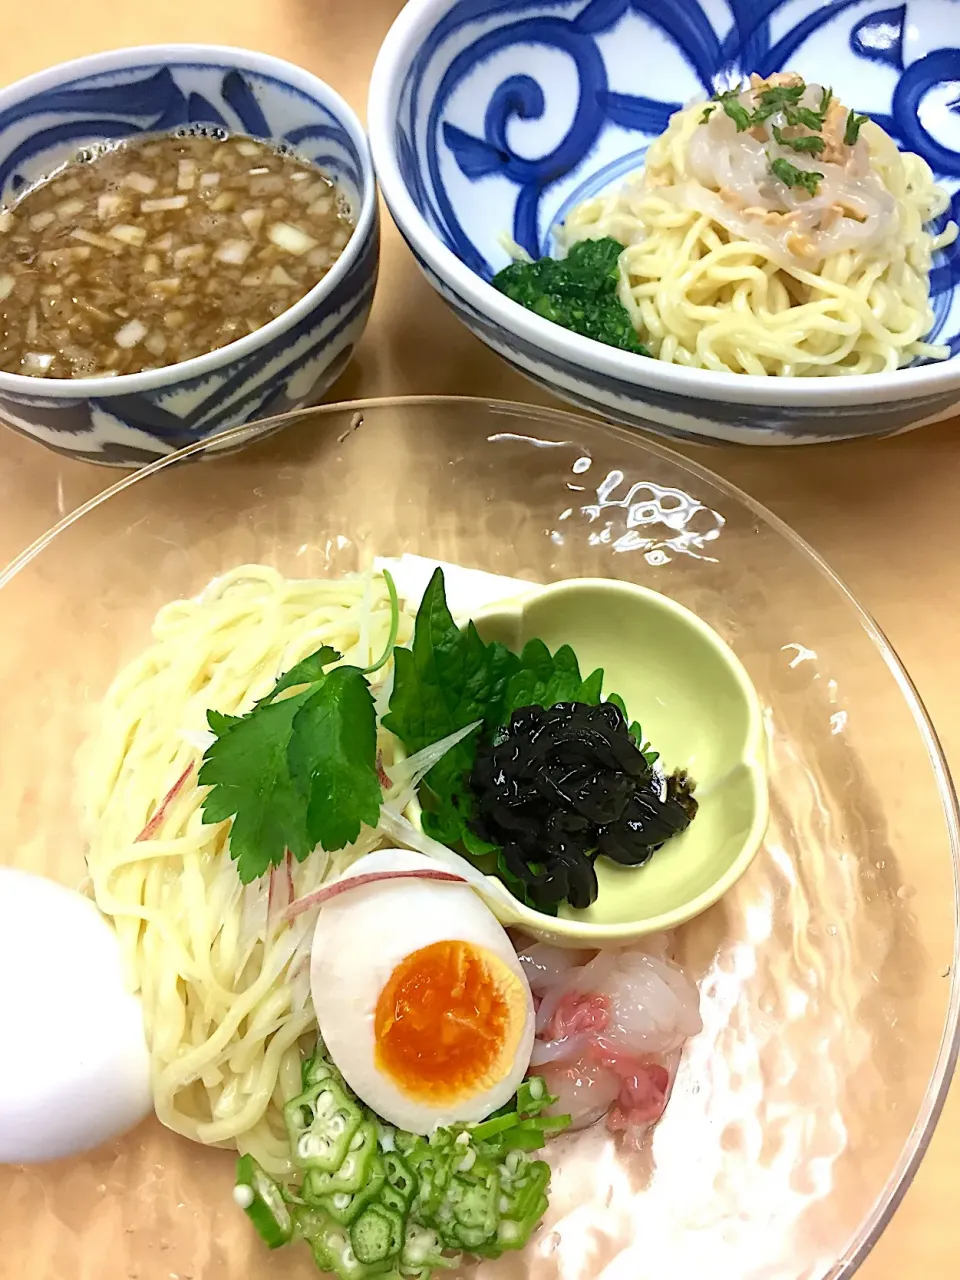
[373,554,541,622]
[0,867,152,1163]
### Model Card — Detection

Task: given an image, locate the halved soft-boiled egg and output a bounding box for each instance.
[309,848,535,1133]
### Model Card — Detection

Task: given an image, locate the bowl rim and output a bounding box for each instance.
[367,0,960,409]
[0,43,378,400]
[2,393,958,1279]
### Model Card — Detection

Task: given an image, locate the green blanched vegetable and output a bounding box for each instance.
[199,572,398,884]
[304,1121,380,1198]
[492,237,651,355]
[384,568,658,903]
[317,1154,386,1225]
[351,1202,406,1265]
[234,1154,294,1249]
[233,1042,571,1280]
[285,1078,363,1173]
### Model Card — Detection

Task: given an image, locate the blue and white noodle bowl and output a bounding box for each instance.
[0,45,378,465]
[369,0,960,444]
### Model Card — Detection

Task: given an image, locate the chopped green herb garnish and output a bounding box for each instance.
[769,155,823,196]
[235,1043,571,1280]
[772,124,825,155]
[700,104,716,123]
[710,78,844,155]
[199,572,398,883]
[717,89,753,132]
[491,237,650,355]
[787,105,828,132]
[756,83,806,111]
[844,109,869,146]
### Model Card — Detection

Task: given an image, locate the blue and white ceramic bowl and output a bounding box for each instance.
[0,45,378,465]
[369,0,960,445]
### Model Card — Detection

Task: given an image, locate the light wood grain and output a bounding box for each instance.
[0,3,957,1277]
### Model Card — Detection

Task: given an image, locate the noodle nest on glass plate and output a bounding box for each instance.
[82,566,417,1177]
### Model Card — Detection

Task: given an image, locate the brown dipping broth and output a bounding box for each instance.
[0,130,355,379]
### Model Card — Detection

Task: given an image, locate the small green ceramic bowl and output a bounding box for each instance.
[409,575,768,946]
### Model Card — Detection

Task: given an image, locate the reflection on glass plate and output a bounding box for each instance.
[0,397,956,1280]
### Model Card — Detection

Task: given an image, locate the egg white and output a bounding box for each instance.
[310,848,535,1133]
[0,868,152,1162]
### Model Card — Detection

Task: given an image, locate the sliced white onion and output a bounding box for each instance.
[97,193,123,221]
[248,166,270,176]
[235,140,261,157]
[71,228,117,251]
[109,223,147,246]
[29,211,55,231]
[56,198,84,220]
[141,195,188,213]
[268,263,296,286]
[296,180,331,205]
[22,351,54,371]
[375,805,516,916]
[150,277,182,295]
[199,172,220,188]
[149,232,174,251]
[240,208,265,234]
[173,244,206,268]
[177,159,197,191]
[143,253,160,274]
[115,318,147,348]
[214,239,253,265]
[0,274,14,301]
[144,331,167,357]
[210,192,236,212]
[268,221,317,255]
[0,211,12,233]
[123,172,157,195]
[240,270,266,287]
[384,721,480,791]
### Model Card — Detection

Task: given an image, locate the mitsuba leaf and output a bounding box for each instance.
[263,646,340,703]
[199,690,315,882]
[288,666,381,855]
[201,646,381,882]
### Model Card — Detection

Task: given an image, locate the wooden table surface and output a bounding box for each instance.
[1,3,958,1277]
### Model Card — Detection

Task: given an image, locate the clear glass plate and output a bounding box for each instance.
[0,396,957,1280]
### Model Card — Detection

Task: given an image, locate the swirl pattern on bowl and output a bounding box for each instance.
[0,48,379,465]
[370,1,960,443]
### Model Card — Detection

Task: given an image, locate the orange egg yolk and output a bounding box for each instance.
[374,939,526,1102]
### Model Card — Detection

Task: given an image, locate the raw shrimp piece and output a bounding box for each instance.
[523,938,701,1140]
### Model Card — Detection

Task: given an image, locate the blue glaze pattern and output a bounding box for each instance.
[378,0,960,444]
[0,52,377,465]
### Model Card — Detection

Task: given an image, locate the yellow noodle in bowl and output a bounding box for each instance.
[559,75,957,376]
